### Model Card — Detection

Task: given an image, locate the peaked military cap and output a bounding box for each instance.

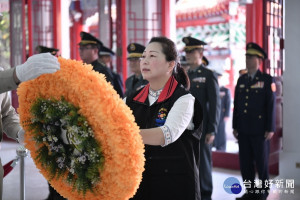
[99,46,115,56]
[35,45,59,56]
[127,43,145,59]
[79,31,103,49]
[246,42,267,59]
[182,36,207,52]
[202,56,209,66]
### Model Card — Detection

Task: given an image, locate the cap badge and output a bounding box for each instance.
[183,37,189,44]
[130,44,136,51]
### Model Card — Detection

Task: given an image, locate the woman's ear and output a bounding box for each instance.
[168,60,176,73]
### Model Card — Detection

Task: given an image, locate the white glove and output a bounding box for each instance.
[16,53,60,82]
[17,129,25,144]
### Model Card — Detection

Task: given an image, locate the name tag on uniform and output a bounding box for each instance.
[251,81,264,89]
[193,77,206,83]
[239,84,245,88]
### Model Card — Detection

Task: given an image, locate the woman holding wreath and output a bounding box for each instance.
[125,36,203,200]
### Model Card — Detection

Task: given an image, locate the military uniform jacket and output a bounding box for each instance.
[91,60,113,84]
[188,65,220,136]
[233,70,276,135]
[111,71,124,98]
[126,76,203,200]
[125,74,148,97]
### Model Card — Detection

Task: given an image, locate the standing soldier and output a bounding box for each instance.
[99,45,124,98]
[214,73,231,151]
[233,43,276,200]
[125,43,148,97]
[78,31,113,84]
[183,36,221,200]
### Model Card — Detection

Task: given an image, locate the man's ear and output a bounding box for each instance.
[93,48,99,55]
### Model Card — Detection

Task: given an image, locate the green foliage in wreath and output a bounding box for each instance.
[29,97,104,195]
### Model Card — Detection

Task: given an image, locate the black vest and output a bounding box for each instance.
[126,80,203,200]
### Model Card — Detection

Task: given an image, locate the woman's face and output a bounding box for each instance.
[140,42,174,82]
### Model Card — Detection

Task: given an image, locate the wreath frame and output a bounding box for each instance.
[17,57,145,200]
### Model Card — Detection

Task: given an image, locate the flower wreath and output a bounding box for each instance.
[17,57,145,200]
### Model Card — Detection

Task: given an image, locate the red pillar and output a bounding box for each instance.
[69,1,83,60]
[246,0,263,46]
[161,0,170,37]
[246,0,264,71]
[116,0,127,83]
[53,0,62,54]
[27,0,33,56]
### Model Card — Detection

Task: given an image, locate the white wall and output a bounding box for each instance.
[169,0,177,42]
[280,0,300,185]
[60,0,71,59]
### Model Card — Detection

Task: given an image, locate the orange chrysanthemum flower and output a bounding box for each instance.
[17,57,145,200]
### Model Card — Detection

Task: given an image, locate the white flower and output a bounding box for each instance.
[78,155,86,164]
[58,163,64,169]
[57,157,65,163]
[53,137,58,142]
[69,168,75,174]
[71,159,75,165]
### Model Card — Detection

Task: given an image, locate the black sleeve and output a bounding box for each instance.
[266,76,276,132]
[112,72,124,98]
[206,71,221,135]
[232,78,240,129]
[224,88,231,117]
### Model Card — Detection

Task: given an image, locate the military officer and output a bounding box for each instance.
[125,43,148,97]
[233,43,276,200]
[183,36,221,200]
[99,46,124,98]
[79,31,113,83]
[214,73,231,151]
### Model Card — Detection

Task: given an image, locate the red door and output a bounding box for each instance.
[263,0,284,175]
